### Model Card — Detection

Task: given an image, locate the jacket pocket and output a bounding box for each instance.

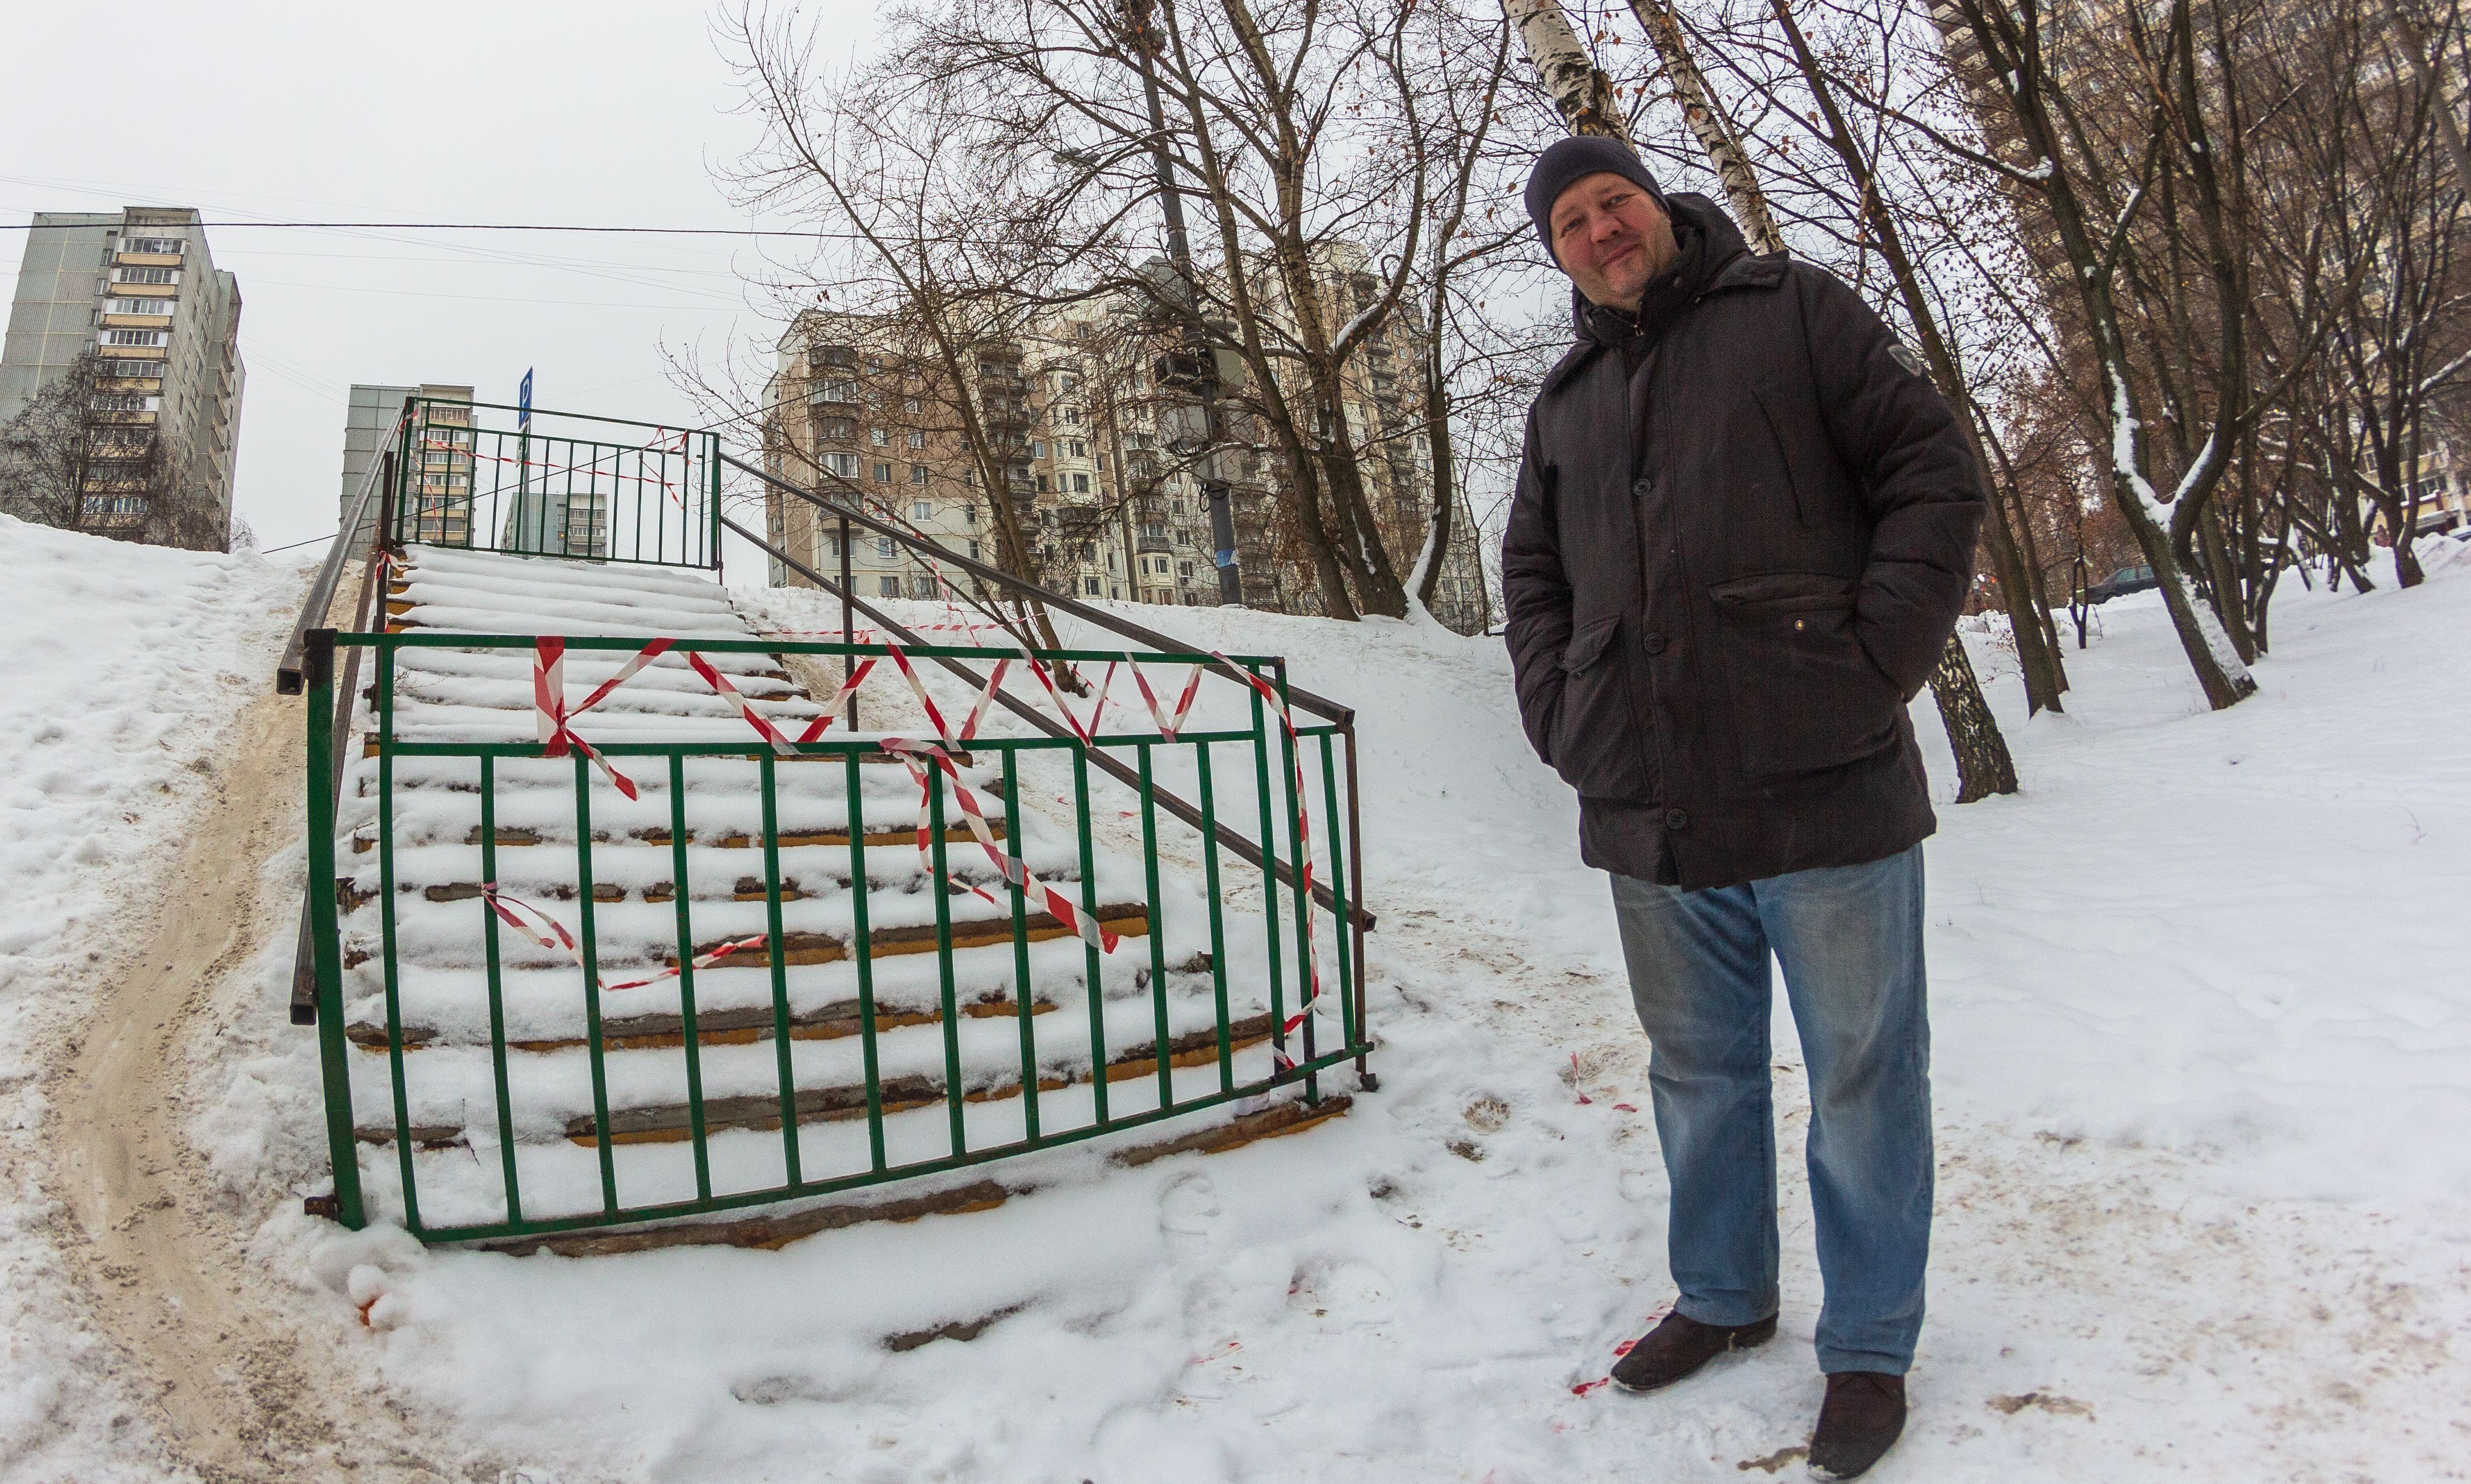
[1707,574,1899,777]
[1550,613,1654,800]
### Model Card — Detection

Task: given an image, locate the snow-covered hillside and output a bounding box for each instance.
[7,513,2468,1482]
[0,516,306,1479]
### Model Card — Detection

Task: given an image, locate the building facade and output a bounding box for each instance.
[1,207,244,547]
[339,382,477,549]
[759,276,1492,633]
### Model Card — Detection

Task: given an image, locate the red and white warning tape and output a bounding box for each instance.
[1210,653,1327,1069]
[533,636,675,800]
[475,882,770,993]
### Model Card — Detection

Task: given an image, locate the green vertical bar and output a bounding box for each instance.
[1136,743,1173,1107]
[759,753,802,1187]
[374,641,419,1231]
[302,633,365,1228]
[1194,744,1234,1096]
[1001,750,1039,1142]
[1276,664,1316,1102]
[478,758,522,1224]
[1319,734,1357,1052]
[845,752,886,1172]
[927,774,965,1156]
[571,754,618,1214]
[1072,746,1108,1125]
[668,755,712,1202]
[709,440,722,568]
[1248,672,1288,1080]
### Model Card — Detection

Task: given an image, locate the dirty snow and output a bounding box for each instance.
[0,515,304,1479]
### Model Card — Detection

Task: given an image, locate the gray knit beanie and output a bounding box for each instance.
[1524,136,1668,264]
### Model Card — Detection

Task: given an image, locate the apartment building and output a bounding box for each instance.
[338,382,478,548]
[760,274,1492,634]
[1,206,244,547]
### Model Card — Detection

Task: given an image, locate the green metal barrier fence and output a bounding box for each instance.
[389,399,721,570]
[299,629,1368,1244]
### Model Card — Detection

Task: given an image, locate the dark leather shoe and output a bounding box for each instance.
[1608,1308,1779,1393]
[1807,1370,1906,1479]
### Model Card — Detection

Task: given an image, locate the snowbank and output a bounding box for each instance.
[0,517,304,1479]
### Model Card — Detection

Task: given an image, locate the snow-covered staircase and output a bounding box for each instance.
[331,547,1324,1243]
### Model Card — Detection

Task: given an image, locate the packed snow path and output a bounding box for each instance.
[342,548,1299,1235]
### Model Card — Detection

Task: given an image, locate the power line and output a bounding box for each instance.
[256,531,338,555]
[1,219,850,237]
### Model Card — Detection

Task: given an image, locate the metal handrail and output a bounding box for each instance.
[717,451,1355,726]
[277,406,409,695]
[720,509,1375,932]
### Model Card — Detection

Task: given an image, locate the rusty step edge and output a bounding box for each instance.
[457,1093,1352,1257]
[367,821,1003,855]
[344,992,1063,1052]
[357,1012,1278,1147]
[338,905,1152,977]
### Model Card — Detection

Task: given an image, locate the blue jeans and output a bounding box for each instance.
[1608,844,1932,1375]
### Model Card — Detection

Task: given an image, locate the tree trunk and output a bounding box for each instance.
[1625,0,1787,254]
[1928,638,2017,803]
[1503,0,1630,139]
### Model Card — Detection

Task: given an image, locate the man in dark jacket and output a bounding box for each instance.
[1502,136,1983,1481]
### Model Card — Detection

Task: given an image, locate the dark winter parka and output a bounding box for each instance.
[1503,194,1985,890]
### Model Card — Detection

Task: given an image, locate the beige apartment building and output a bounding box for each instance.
[339,381,478,547]
[1,206,244,547]
[760,267,1492,633]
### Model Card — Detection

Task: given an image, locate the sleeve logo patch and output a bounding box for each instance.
[1888,340,1928,377]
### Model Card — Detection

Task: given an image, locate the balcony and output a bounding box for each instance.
[1138,536,1171,554]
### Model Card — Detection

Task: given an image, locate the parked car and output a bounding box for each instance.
[2082,564,2159,604]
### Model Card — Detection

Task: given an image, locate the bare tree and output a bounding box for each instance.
[0,351,227,551]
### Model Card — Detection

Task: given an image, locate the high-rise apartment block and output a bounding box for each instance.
[1,207,244,547]
[759,266,1493,633]
[340,382,476,547]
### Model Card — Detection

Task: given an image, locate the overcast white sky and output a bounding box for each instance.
[1,2,878,556]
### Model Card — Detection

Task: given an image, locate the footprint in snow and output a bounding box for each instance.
[1157,1172,1222,1248]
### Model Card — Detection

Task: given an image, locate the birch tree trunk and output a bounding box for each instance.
[1504,0,1630,139]
[1625,0,1787,255]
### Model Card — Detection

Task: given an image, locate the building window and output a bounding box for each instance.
[1178,561,1193,577]
[104,329,165,346]
[873,462,893,483]
[1084,577,1101,596]
[875,537,895,558]
[961,504,977,527]
[823,453,860,478]
[1036,474,1051,493]
[880,576,902,597]
[967,540,981,561]
[910,463,929,485]
[904,396,922,414]
[1030,440,1046,458]
[816,379,858,403]
[123,237,185,255]
[911,501,932,522]
[1072,473,1090,494]
[820,535,839,558]
[870,427,888,446]
[907,429,925,449]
